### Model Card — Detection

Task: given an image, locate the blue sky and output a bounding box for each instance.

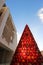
[6,0,43,50]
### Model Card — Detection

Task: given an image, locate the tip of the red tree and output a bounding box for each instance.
[24,24,30,30]
[25,24,28,27]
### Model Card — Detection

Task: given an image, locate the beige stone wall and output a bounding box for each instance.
[41,51,43,56]
[0,4,17,65]
[0,0,17,65]
[0,6,17,52]
[0,0,5,10]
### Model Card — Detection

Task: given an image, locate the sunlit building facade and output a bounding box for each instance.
[0,0,17,65]
[41,51,43,56]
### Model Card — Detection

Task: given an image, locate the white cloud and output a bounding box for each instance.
[38,8,43,22]
[17,32,21,43]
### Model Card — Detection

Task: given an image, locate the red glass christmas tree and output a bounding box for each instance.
[10,24,43,65]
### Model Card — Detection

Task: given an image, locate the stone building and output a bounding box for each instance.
[0,0,17,65]
[41,51,43,56]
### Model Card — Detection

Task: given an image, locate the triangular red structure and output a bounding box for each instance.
[10,24,43,65]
